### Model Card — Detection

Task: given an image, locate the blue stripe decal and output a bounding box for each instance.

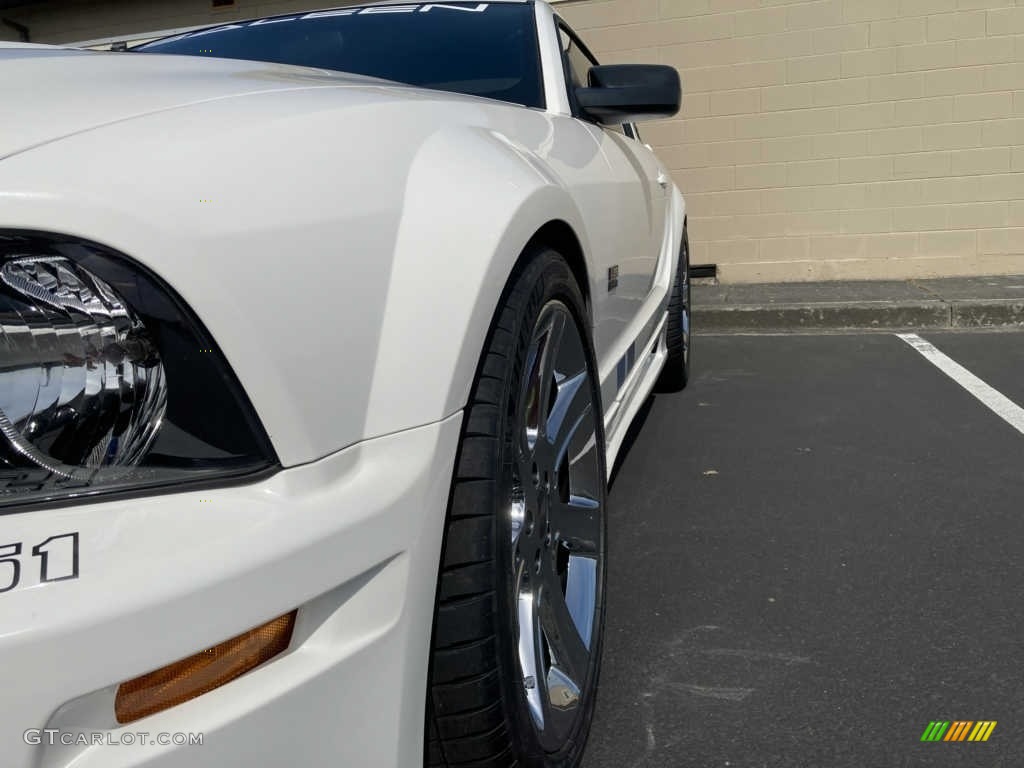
[615,342,637,392]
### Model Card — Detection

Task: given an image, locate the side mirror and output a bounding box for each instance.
[575,64,682,125]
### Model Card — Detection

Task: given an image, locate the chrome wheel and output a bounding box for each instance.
[510,300,603,752]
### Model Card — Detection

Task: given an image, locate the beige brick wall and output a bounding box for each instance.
[558,0,1024,282]
[4,0,1024,281]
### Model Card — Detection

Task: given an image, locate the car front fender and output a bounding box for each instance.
[0,92,590,466]
[364,123,592,441]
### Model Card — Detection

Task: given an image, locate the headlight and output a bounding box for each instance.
[1,255,167,475]
[1,232,277,510]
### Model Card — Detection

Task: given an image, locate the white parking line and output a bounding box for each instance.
[897,333,1024,436]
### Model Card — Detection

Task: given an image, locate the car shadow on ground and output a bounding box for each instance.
[608,394,655,489]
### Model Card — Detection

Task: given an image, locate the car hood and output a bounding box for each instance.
[0,42,408,159]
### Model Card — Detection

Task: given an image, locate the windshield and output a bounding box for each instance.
[135,3,544,109]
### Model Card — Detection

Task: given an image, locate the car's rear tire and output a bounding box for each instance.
[425,247,608,768]
[656,223,691,392]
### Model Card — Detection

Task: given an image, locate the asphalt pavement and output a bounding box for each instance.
[583,328,1024,768]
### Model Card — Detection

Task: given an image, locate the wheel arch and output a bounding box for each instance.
[523,219,592,323]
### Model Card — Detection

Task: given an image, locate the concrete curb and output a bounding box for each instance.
[697,299,1024,332]
[952,300,1024,328]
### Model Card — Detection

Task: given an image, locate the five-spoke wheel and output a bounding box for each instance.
[511,301,603,751]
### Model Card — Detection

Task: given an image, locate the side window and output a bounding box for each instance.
[560,26,595,91]
[556,22,595,119]
[557,20,641,140]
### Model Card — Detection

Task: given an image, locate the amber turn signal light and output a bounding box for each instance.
[115,611,297,724]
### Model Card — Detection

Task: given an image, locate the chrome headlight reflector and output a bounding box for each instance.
[0,232,276,510]
[1,255,167,476]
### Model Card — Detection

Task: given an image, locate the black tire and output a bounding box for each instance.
[425,247,608,768]
[656,223,691,392]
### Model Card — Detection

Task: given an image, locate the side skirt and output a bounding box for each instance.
[602,314,667,476]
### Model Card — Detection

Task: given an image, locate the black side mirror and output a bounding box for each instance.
[575,64,682,125]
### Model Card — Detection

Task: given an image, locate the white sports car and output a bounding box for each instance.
[0,2,689,766]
